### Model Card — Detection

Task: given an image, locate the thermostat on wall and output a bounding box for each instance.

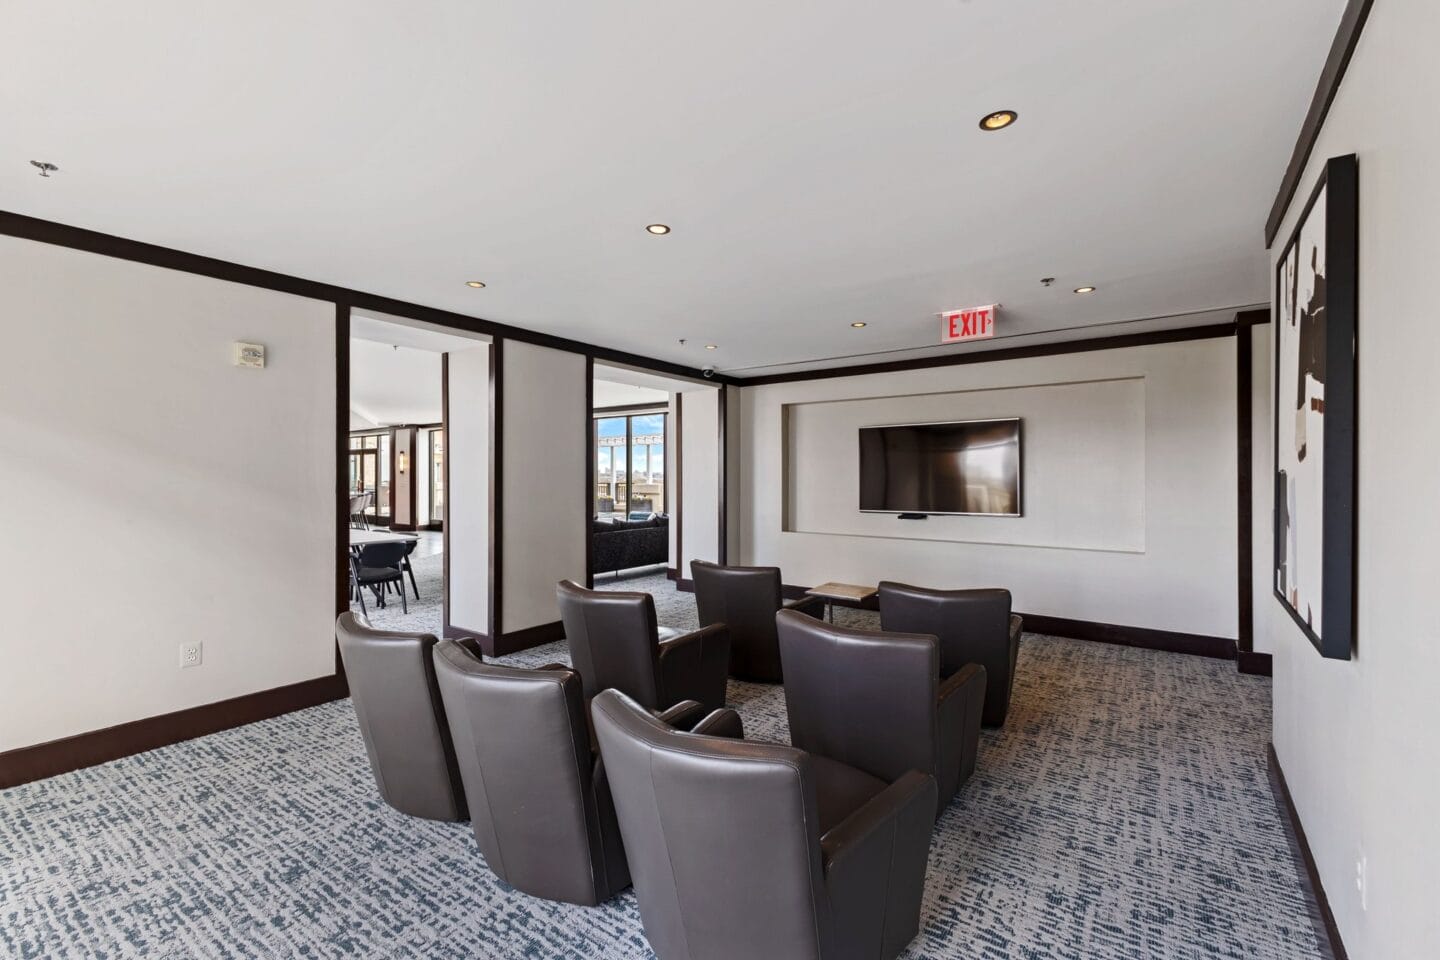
[232,341,265,368]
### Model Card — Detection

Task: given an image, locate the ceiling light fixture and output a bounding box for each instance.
[851,322,867,328]
[465,280,486,288]
[645,223,671,235]
[1074,285,1097,294]
[704,344,718,350]
[29,160,58,177]
[978,110,1018,131]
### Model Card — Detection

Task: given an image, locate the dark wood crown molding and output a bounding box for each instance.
[1265,0,1374,248]
[0,209,726,386]
[733,321,1239,387]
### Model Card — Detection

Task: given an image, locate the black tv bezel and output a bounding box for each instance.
[857,417,1023,518]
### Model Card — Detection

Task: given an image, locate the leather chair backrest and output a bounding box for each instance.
[433,640,625,905]
[591,689,831,960]
[334,612,465,821]
[776,610,938,786]
[557,579,663,708]
[691,560,784,678]
[879,582,1016,726]
[877,583,1011,677]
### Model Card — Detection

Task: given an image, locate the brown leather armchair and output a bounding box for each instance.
[690,560,824,682]
[592,688,937,960]
[556,579,730,712]
[433,640,734,905]
[878,583,1022,728]
[334,612,467,821]
[776,609,986,815]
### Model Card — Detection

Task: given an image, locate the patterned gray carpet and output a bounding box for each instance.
[0,554,1322,959]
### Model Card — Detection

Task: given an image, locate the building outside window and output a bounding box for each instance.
[595,413,665,520]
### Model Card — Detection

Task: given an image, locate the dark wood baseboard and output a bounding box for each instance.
[708,580,1236,660]
[1238,651,1274,676]
[389,522,418,532]
[493,620,565,656]
[422,521,444,532]
[666,567,679,581]
[443,619,562,656]
[676,577,694,593]
[0,673,348,789]
[1018,613,1236,660]
[1268,744,1349,960]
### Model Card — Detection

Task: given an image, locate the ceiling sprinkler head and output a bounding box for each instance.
[30,161,59,178]
[1040,277,1055,287]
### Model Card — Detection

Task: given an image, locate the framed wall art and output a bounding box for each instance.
[1273,153,1358,660]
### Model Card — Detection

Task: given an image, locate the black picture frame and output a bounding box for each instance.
[1272,153,1358,661]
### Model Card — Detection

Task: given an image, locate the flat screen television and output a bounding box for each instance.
[858,418,1022,516]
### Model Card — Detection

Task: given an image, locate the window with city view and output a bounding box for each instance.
[595,412,665,520]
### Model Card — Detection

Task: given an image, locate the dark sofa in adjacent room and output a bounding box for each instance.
[591,516,669,575]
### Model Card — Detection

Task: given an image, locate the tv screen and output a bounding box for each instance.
[858,418,1022,516]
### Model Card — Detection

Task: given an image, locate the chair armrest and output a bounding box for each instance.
[783,594,826,618]
[690,708,744,739]
[657,624,731,711]
[821,770,936,870]
[936,663,986,800]
[821,770,937,955]
[657,622,729,657]
[938,662,985,709]
[451,636,487,660]
[652,699,707,730]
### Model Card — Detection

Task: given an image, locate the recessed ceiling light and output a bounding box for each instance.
[979,110,1018,131]
[1074,285,1097,294]
[851,322,867,328]
[465,280,486,289]
[704,344,718,350]
[645,224,671,235]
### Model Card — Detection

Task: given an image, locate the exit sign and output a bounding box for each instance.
[940,305,997,343]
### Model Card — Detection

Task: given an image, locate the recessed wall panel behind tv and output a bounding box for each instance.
[785,378,1145,552]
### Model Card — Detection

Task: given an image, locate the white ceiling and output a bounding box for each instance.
[3,1,1344,377]
[594,379,670,409]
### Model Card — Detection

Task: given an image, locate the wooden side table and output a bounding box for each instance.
[805,582,879,622]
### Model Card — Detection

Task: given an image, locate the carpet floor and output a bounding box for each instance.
[0,554,1322,959]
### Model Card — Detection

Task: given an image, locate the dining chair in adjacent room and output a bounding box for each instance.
[350,541,409,615]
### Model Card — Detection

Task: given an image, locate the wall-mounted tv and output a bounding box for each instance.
[858,418,1022,516]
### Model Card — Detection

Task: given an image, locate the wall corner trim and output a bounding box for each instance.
[1264,0,1375,248]
[1267,743,1351,960]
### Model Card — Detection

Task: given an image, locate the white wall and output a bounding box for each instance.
[393,427,414,526]
[738,337,1238,637]
[415,426,433,525]
[679,388,721,575]
[501,341,587,633]
[1263,2,1440,955]
[348,338,442,426]
[446,344,491,633]
[0,237,336,752]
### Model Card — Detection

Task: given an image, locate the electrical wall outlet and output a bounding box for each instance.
[1355,852,1368,911]
[179,641,203,669]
